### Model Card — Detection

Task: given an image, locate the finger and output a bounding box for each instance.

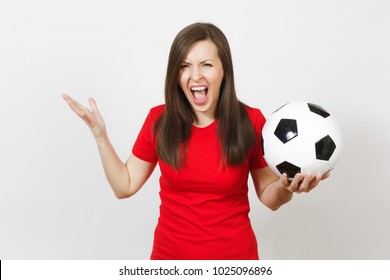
[288,173,303,192]
[298,174,313,193]
[62,93,71,102]
[80,111,96,127]
[88,97,98,119]
[305,173,322,193]
[63,94,80,111]
[63,94,87,116]
[75,99,96,126]
[281,173,289,185]
[299,173,316,193]
[62,94,96,127]
[321,172,331,180]
[88,97,98,112]
[279,173,290,189]
[88,97,104,122]
[62,93,78,105]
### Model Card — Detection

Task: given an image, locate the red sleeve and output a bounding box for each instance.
[132,105,165,163]
[246,106,268,170]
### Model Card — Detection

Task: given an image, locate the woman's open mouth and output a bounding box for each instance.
[190,86,208,105]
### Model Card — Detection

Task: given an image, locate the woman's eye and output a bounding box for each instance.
[202,63,212,67]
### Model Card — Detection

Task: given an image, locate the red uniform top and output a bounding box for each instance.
[132,104,267,259]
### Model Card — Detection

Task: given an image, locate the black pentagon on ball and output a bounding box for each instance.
[276,161,301,179]
[315,135,336,160]
[274,119,298,143]
[308,103,330,118]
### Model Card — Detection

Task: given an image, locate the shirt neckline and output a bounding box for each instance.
[191,119,218,133]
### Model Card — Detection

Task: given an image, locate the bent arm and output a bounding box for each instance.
[251,167,293,211]
[251,167,327,211]
[96,136,156,199]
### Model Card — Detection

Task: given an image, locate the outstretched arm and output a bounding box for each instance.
[62,94,156,199]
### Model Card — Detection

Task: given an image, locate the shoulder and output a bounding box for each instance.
[242,103,266,126]
[146,104,165,122]
[138,104,165,130]
[149,104,165,117]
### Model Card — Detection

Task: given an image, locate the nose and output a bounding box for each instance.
[190,67,203,82]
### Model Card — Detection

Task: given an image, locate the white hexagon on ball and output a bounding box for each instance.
[261,101,342,179]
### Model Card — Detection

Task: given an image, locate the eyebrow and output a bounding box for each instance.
[182,59,215,64]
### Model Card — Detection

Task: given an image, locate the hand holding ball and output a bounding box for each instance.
[261,102,342,180]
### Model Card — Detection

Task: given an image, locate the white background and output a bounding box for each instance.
[0,0,389,259]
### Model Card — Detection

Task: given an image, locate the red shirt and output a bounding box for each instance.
[132,104,267,259]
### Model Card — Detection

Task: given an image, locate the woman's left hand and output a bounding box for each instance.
[281,172,330,194]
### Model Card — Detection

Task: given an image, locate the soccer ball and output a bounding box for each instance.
[261,101,342,179]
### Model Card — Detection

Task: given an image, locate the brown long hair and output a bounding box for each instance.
[154,22,256,169]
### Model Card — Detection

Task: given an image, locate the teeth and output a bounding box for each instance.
[191,86,207,91]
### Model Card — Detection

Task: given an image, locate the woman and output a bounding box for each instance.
[63,23,328,259]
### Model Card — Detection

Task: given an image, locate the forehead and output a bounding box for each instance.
[183,39,219,61]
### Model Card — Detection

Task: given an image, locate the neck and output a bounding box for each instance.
[193,113,215,128]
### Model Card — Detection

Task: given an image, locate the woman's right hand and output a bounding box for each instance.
[62,94,107,141]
